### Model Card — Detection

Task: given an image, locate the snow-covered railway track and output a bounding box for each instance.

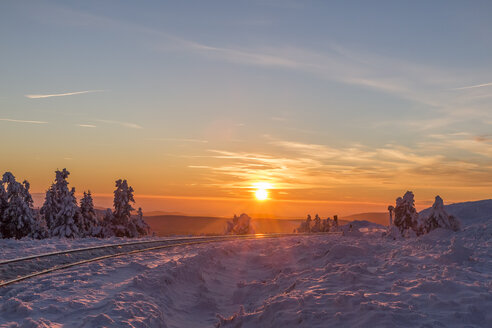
[0,232,340,288]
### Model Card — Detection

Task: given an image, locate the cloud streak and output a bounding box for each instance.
[0,118,48,124]
[452,82,492,90]
[95,119,142,129]
[25,90,104,99]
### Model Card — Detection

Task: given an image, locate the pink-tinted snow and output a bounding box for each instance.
[0,200,491,327]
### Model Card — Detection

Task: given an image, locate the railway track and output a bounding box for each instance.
[0,232,341,288]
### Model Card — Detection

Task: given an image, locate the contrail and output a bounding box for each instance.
[453,82,492,90]
[0,118,48,124]
[25,90,104,99]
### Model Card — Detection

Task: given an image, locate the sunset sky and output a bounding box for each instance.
[1,1,491,217]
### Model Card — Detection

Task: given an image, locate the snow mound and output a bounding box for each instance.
[421,199,492,225]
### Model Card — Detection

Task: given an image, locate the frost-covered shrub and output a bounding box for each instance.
[225,213,255,235]
[421,196,460,233]
[0,172,46,239]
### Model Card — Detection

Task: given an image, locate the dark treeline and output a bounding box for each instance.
[0,168,150,239]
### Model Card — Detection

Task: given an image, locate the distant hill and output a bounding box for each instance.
[341,212,389,226]
[144,215,304,236]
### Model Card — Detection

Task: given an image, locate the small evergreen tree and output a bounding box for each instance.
[80,191,103,237]
[0,182,7,238]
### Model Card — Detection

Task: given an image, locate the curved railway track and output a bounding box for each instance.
[0,232,341,288]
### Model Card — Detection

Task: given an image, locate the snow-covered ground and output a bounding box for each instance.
[0,200,491,327]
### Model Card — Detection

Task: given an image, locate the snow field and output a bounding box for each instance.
[0,200,491,327]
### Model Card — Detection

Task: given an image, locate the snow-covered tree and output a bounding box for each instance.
[133,207,151,237]
[295,214,312,233]
[40,169,84,238]
[0,182,7,237]
[0,172,45,239]
[388,205,394,226]
[225,213,255,235]
[321,218,330,232]
[393,191,420,236]
[109,179,135,237]
[100,208,115,237]
[421,196,460,233]
[311,214,321,232]
[80,191,103,237]
[103,179,151,238]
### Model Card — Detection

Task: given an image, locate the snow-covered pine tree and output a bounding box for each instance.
[110,179,136,237]
[311,214,321,232]
[132,207,151,237]
[422,196,460,233]
[40,185,56,232]
[0,173,41,239]
[393,191,420,236]
[321,219,327,232]
[100,208,115,237]
[41,169,84,238]
[80,191,103,237]
[295,214,312,233]
[0,181,7,238]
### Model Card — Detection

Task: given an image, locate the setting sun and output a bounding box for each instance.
[255,188,268,201]
[253,182,272,201]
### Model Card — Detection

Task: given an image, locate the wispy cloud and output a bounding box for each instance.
[0,118,48,124]
[25,90,104,99]
[187,135,492,199]
[452,82,492,90]
[146,137,208,143]
[31,4,492,127]
[95,119,142,129]
[78,124,96,128]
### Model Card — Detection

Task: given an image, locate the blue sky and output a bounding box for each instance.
[1,0,491,215]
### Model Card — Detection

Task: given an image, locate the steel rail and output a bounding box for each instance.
[0,232,341,288]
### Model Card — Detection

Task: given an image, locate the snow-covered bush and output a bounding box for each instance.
[225,213,255,235]
[40,169,85,238]
[0,172,46,239]
[393,191,420,236]
[421,196,460,233]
